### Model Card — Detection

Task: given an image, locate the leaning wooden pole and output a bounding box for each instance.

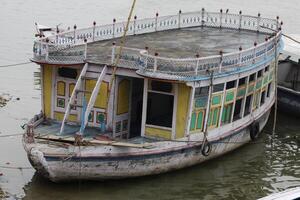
[201,70,214,151]
[272,33,279,137]
[105,0,137,130]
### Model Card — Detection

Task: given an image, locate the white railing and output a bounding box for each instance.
[32,10,281,70]
[136,32,282,80]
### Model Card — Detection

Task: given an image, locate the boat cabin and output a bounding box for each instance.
[32,10,281,142]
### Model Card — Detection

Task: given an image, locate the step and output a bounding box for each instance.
[76,89,92,94]
[81,76,98,80]
[70,103,83,108]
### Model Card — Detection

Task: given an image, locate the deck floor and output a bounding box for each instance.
[86,27,268,65]
[34,121,157,144]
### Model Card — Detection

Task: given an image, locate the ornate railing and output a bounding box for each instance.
[32,10,282,73]
[136,32,282,80]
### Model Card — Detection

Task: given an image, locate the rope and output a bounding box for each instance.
[0,165,32,170]
[0,61,31,68]
[106,0,137,109]
[0,133,23,138]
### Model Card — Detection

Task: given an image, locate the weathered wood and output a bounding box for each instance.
[35,135,153,149]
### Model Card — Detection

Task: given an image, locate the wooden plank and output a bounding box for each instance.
[35,135,153,149]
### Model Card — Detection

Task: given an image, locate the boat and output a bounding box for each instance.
[278,50,300,116]
[23,9,283,181]
[258,187,300,200]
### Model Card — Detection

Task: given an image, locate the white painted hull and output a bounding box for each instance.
[24,108,271,182]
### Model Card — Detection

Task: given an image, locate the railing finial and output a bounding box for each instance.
[239,46,242,51]
[73,24,77,30]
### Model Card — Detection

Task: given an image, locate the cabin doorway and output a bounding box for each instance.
[129,78,144,138]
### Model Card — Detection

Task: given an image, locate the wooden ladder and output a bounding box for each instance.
[59,64,107,135]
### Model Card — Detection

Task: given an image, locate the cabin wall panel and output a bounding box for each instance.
[145,126,172,139]
[176,84,190,139]
[42,65,53,118]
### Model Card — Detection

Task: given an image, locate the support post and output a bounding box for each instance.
[185,84,195,139]
[220,9,223,28]
[154,52,158,72]
[113,18,116,38]
[219,50,223,73]
[195,54,200,75]
[155,12,159,31]
[239,10,242,30]
[133,15,137,35]
[92,21,96,41]
[201,70,214,150]
[257,13,261,32]
[239,46,243,67]
[178,10,182,29]
[111,42,116,64]
[253,42,257,63]
[272,32,279,137]
[201,8,205,27]
[141,78,148,137]
[73,24,77,44]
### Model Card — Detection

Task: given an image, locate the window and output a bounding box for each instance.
[238,77,246,86]
[249,73,256,82]
[265,65,269,72]
[233,99,242,120]
[226,80,236,89]
[146,92,174,128]
[266,83,272,98]
[150,81,172,93]
[244,95,252,117]
[213,83,224,92]
[195,87,209,97]
[58,67,78,79]
[257,70,263,78]
[260,90,266,105]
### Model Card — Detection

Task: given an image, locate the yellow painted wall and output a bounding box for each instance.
[176,83,191,139]
[117,79,130,115]
[42,65,52,118]
[54,112,77,122]
[145,126,172,139]
[85,80,108,109]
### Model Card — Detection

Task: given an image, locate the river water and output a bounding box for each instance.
[0,0,299,199]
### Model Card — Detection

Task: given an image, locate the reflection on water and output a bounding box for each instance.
[21,112,300,200]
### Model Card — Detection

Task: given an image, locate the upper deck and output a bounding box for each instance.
[86,27,268,64]
[32,10,282,81]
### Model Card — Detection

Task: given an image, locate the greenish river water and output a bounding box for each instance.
[0,0,299,199]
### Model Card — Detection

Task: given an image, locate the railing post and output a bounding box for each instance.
[84,38,87,60]
[276,16,280,31]
[93,21,96,42]
[178,10,182,29]
[154,52,158,72]
[239,10,242,30]
[113,18,116,38]
[220,9,223,28]
[195,54,200,75]
[111,42,116,64]
[264,37,268,59]
[73,24,77,44]
[45,40,49,61]
[201,8,205,28]
[253,41,257,63]
[56,29,59,44]
[155,12,159,32]
[257,13,261,32]
[133,15,137,35]
[218,50,223,73]
[239,46,242,67]
[145,46,149,68]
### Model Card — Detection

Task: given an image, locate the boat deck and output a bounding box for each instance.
[86,27,268,65]
[34,120,158,144]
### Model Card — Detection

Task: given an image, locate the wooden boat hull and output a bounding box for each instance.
[278,86,300,116]
[24,109,271,182]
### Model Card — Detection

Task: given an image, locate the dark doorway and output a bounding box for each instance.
[129,78,144,138]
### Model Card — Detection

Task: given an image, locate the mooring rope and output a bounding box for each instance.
[0,61,31,68]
